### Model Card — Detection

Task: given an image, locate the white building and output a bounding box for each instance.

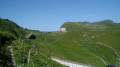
[57,28,66,32]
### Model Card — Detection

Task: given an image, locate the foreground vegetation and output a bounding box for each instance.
[0,18,65,67]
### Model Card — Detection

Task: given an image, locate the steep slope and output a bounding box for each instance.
[0,18,25,38]
[0,18,66,67]
[0,18,25,66]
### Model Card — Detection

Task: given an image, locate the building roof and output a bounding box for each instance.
[26,33,36,39]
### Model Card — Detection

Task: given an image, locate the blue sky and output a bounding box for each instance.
[0,0,120,31]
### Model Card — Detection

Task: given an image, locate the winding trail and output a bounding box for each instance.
[97,42,120,59]
[93,55,108,65]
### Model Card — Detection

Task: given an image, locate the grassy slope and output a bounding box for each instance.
[13,20,120,67]
[41,32,118,67]
[35,20,120,67]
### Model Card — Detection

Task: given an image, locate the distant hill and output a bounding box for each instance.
[61,20,120,31]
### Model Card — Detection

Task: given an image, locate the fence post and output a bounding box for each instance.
[9,46,15,67]
[28,49,31,64]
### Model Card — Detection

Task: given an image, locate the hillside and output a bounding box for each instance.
[61,20,120,31]
[0,18,25,38]
[38,20,120,67]
[61,20,120,51]
[0,18,120,67]
[0,18,66,67]
[0,18,26,66]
